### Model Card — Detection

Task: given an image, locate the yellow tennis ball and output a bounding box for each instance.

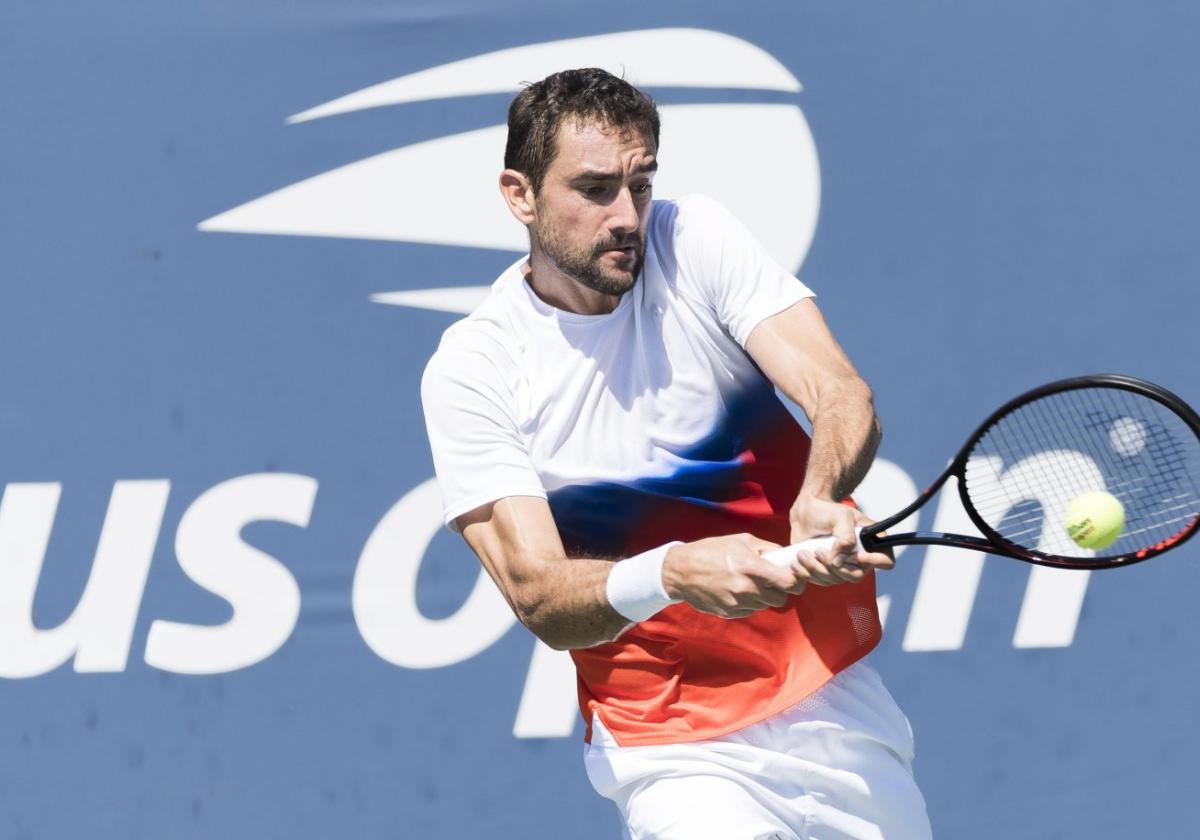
[1065,491,1125,550]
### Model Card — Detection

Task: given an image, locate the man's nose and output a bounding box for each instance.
[607,186,640,238]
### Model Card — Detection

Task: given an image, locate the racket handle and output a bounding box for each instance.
[761,528,865,568]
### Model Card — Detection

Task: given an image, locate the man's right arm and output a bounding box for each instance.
[458,495,808,651]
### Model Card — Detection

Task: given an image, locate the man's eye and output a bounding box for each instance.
[633,183,653,195]
[582,186,607,197]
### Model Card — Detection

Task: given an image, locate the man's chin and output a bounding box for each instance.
[596,269,638,294]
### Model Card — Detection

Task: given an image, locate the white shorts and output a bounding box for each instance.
[583,661,932,840]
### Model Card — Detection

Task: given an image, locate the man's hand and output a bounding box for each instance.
[661,533,805,619]
[786,495,895,586]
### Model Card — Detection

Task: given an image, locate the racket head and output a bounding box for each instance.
[952,374,1200,569]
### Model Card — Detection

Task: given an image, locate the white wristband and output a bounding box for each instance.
[605,542,684,622]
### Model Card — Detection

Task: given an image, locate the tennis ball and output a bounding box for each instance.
[1065,491,1125,550]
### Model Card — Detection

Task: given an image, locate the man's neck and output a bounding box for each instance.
[523,251,622,316]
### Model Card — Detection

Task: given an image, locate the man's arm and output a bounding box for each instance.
[745,298,892,584]
[458,496,804,650]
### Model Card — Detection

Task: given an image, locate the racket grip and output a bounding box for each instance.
[761,528,865,568]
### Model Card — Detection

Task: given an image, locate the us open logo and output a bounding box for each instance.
[0,28,1083,738]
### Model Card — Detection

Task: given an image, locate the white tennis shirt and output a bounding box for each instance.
[421,195,881,747]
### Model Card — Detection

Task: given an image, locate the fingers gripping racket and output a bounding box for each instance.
[764,374,1200,570]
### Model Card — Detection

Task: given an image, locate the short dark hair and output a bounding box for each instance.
[504,68,660,193]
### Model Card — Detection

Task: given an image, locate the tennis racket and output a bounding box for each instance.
[764,374,1200,570]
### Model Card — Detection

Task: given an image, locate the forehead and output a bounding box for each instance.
[549,118,656,174]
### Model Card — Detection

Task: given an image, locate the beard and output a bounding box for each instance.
[533,217,645,296]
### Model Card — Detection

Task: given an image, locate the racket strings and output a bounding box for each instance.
[962,386,1200,562]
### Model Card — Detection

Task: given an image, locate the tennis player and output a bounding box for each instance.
[421,68,931,839]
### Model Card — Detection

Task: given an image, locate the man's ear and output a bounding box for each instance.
[499,169,537,224]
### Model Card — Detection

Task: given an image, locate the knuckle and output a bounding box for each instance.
[731,580,760,598]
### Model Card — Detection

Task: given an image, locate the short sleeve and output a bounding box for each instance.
[421,343,546,531]
[671,195,814,346]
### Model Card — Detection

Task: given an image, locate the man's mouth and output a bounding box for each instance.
[602,244,638,257]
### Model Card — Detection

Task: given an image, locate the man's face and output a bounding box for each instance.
[530,119,657,296]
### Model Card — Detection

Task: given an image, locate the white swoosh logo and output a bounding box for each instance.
[287,28,800,124]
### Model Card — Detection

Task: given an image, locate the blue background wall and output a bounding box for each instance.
[3,2,1199,837]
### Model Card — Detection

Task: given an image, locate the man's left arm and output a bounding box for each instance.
[744,297,894,585]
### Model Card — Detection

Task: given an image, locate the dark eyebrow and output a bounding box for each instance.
[572,160,658,181]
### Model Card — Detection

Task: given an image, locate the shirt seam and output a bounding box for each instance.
[443,487,548,527]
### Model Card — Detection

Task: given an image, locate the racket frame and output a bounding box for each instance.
[858,374,1200,569]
